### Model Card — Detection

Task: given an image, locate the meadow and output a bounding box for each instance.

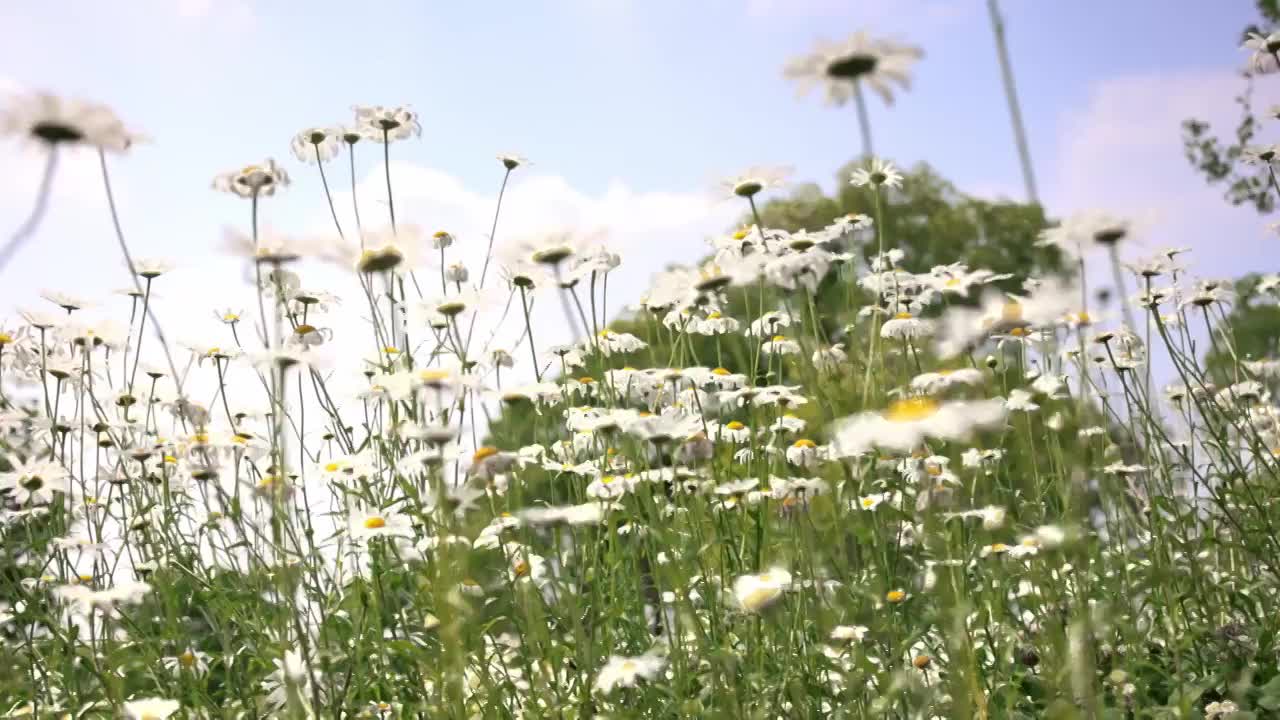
[1,17,1280,720]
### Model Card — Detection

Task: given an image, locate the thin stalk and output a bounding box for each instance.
[987,0,1039,204]
[0,149,59,275]
[315,144,345,240]
[852,80,874,159]
[98,150,186,399]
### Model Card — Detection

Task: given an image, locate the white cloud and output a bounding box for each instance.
[1048,68,1279,279]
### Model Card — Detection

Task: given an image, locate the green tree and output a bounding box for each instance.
[488,162,1061,448]
[1181,0,1280,213]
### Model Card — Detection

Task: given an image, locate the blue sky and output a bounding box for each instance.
[0,0,1274,354]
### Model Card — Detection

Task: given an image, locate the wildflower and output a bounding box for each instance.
[783,31,923,106]
[885,589,907,604]
[1038,212,1130,254]
[212,159,291,198]
[831,397,1006,456]
[518,502,609,526]
[856,492,893,511]
[1005,389,1040,412]
[761,334,801,355]
[349,506,415,541]
[812,343,847,370]
[0,455,68,506]
[1243,30,1280,74]
[733,568,792,612]
[161,648,211,676]
[353,104,421,141]
[910,368,984,393]
[849,157,904,189]
[594,329,647,357]
[721,166,792,200]
[497,152,528,170]
[1205,700,1240,719]
[122,698,180,720]
[879,311,931,339]
[1,91,138,151]
[290,126,342,163]
[785,438,821,468]
[593,652,667,694]
[830,625,869,643]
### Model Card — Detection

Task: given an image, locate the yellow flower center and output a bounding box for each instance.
[363,516,387,530]
[913,654,932,669]
[792,438,816,449]
[884,397,940,423]
[988,543,1009,554]
[861,497,876,508]
[601,475,615,485]
[1009,327,1028,337]
[726,421,745,430]
[513,560,530,577]
[894,311,913,320]
[0,333,13,344]
[707,311,722,319]
[578,376,595,384]
[433,230,450,238]
[223,313,240,322]
[179,650,196,668]
[325,462,342,472]
[945,278,961,287]
[886,590,906,603]
[294,324,318,335]
[771,335,787,343]
[1001,301,1024,322]
[712,367,731,376]
[383,346,400,354]
[732,228,749,240]
[473,446,499,463]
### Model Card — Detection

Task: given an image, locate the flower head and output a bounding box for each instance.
[212,159,291,198]
[290,126,342,164]
[784,31,923,106]
[353,104,421,142]
[1,91,139,151]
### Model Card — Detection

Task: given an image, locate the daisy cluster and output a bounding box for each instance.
[1,47,1280,718]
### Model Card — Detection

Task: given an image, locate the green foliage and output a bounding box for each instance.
[1180,0,1280,213]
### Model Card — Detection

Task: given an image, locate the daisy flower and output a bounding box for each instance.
[212,158,291,198]
[1243,30,1280,74]
[831,396,1006,457]
[593,652,667,695]
[732,568,792,613]
[879,311,932,339]
[721,165,792,200]
[1,91,139,151]
[783,31,923,106]
[849,157,903,189]
[348,506,415,542]
[353,104,421,142]
[290,126,342,164]
[497,153,528,170]
[122,698,180,720]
